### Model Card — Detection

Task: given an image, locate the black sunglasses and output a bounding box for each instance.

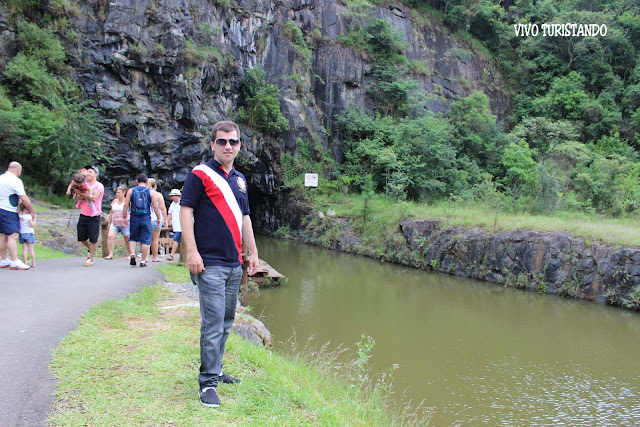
[214,138,240,147]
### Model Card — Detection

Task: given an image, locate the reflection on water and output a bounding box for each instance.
[298,279,315,318]
[438,359,640,425]
[252,236,640,425]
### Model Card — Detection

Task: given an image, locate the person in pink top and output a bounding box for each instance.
[69,170,98,215]
[73,165,104,267]
[105,185,131,260]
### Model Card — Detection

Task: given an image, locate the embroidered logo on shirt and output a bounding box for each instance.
[237,177,247,193]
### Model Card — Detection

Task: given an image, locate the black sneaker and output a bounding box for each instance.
[130,255,137,266]
[199,387,220,408]
[219,371,241,384]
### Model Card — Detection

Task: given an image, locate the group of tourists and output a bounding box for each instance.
[70,166,183,267]
[103,181,182,262]
[0,120,260,409]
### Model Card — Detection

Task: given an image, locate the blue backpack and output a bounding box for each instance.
[131,186,150,215]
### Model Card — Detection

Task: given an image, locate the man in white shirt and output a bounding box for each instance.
[166,188,182,261]
[0,162,36,270]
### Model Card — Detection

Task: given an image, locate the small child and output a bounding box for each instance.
[66,170,96,215]
[66,168,86,195]
[18,200,36,268]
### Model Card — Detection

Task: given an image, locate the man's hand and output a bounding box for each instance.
[247,253,259,276]
[186,250,205,274]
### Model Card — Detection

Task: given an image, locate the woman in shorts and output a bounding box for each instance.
[105,185,131,260]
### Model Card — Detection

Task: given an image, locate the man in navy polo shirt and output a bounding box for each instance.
[180,120,259,408]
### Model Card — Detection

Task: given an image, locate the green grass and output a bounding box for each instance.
[32,202,52,212]
[157,263,190,283]
[49,286,428,426]
[21,174,74,209]
[312,192,640,248]
[18,243,70,260]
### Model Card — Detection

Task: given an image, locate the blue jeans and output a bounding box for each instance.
[191,265,243,388]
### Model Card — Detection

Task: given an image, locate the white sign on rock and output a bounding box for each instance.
[304,173,318,188]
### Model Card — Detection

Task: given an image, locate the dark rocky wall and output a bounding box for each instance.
[0,0,510,228]
[297,215,640,310]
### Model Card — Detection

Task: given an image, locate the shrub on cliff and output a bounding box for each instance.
[237,67,289,135]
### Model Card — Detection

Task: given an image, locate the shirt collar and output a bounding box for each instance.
[209,159,236,176]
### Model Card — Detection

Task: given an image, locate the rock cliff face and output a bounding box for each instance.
[298,215,640,310]
[0,0,508,228]
[398,219,640,305]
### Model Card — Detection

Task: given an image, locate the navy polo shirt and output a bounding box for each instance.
[180,159,250,267]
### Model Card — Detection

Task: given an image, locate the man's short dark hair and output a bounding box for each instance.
[137,173,148,183]
[211,120,240,142]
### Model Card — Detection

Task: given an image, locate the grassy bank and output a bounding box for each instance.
[49,284,429,426]
[22,175,74,209]
[22,244,71,260]
[310,192,640,248]
[158,263,190,283]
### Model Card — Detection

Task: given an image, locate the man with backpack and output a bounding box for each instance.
[122,173,161,267]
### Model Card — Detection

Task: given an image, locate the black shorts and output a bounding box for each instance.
[77,214,100,243]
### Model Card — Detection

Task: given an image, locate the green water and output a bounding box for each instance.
[251,236,640,425]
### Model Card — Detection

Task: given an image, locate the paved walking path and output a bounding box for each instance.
[0,256,165,426]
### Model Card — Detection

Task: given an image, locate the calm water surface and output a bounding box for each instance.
[251,236,640,426]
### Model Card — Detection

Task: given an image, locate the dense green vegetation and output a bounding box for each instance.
[50,285,429,425]
[283,0,640,218]
[0,4,109,193]
[237,67,290,135]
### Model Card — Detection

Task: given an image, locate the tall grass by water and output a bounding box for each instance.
[311,192,640,248]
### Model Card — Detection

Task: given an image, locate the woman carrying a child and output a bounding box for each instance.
[104,185,131,260]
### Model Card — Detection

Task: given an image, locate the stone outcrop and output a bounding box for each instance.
[163,281,273,348]
[233,308,273,348]
[399,219,640,305]
[296,215,640,310]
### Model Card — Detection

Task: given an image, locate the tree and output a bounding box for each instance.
[0,94,109,189]
[448,91,506,175]
[501,140,539,205]
[512,117,578,162]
